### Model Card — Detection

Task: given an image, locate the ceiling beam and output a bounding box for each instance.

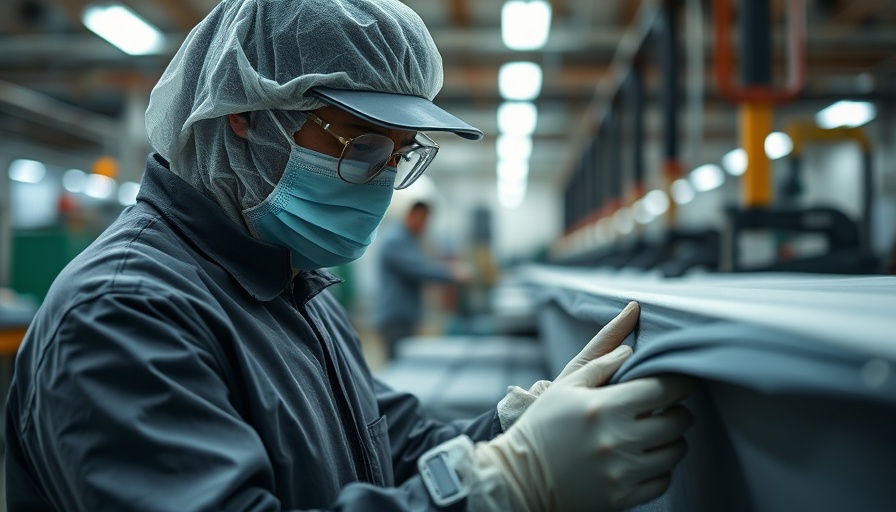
[833,0,884,25]
[41,0,89,27]
[0,80,118,142]
[1,25,895,65]
[447,0,470,27]
[620,0,641,26]
[550,0,569,19]
[440,64,612,91]
[141,0,204,32]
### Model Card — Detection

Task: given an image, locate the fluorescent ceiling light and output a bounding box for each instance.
[721,148,748,176]
[690,164,725,192]
[497,159,529,181]
[497,102,538,136]
[117,181,140,205]
[632,199,654,225]
[498,179,526,209]
[502,1,552,50]
[9,159,46,183]
[63,169,88,192]
[82,4,165,55]
[816,101,876,129]
[499,62,543,101]
[85,174,116,199]
[670,179,696,205]
[764,132,793,160]
[496,134,533,161]
[613,207,634,234]
[643,189,670,217]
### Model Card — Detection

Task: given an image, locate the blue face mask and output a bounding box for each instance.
[243,115,395,270]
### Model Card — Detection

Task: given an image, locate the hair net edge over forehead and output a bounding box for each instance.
[145,0,445,228]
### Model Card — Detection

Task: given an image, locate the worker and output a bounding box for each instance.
[374,200,469,359]
[4,1,695,511]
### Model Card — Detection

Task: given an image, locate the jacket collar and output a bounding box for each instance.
[137,154,340,302]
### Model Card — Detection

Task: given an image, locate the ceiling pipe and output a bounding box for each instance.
[0,80,118,143]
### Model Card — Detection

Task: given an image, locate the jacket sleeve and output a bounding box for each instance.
[16,291,473,512]
[19,291,293,511]
[373,378,503,485]
[380,230,455,283]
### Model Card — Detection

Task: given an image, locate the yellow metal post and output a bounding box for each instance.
[740,102,773,207]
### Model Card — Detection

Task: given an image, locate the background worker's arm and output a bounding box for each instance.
[380,229,457,283]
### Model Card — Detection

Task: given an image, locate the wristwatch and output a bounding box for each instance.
[417,437,472,507]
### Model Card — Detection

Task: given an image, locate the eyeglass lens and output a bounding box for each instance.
[338,134,394,182]
[339,134,435,189]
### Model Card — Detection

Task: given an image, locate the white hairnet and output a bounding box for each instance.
[145,0,444,227]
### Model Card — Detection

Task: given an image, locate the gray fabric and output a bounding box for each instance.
[525,266,896,360]
[524,265,896,512]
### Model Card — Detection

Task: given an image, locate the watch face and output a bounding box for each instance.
[427,453,461,496]
[420,451,467,506]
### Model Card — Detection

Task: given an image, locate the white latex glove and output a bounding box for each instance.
[474,347,695,512]
[497,301,641,429]
[557,301,640,381]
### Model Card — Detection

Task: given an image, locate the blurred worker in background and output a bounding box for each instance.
[5,1,695,510]
[374,200,470,359]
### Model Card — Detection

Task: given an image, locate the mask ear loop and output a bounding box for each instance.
[259,110,306,188]
[266,110,297,146]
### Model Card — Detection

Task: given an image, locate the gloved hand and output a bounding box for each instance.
[497,301,640,429]
[473,348,695,512]
[556,300,640,381]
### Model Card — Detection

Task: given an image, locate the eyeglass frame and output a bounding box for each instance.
[303,111,439,190]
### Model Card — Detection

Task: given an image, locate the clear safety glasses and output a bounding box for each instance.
[304,112,439,190]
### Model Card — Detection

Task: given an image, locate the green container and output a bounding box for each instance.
[10,228,96,303]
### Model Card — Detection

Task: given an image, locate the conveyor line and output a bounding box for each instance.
[520,265,896,512]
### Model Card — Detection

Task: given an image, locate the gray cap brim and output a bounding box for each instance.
[308,86,483,141]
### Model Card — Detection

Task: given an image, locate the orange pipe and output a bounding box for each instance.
[740,102,774,207]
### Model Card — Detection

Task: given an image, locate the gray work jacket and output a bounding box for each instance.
[5,154,502,511]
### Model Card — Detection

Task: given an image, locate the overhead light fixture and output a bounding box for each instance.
[63,169,88,192]
[815,101,876,129]
[690,164,725,192]
[497,101,538,136]
[612,207,634,235]
[499,61,543,101]
[501,1,552,51]
[117,181,140,206]
[498,179,527,209]
[497,159,529,181]
[496,134,533,161]
[764,132,793,160]
[632,199,654,225]
[9,159,46,183]
[85,174,116,199]
[670,179,696,205]
[721,148,748,176]
[82,4,165,55]
[643,189,670,217]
